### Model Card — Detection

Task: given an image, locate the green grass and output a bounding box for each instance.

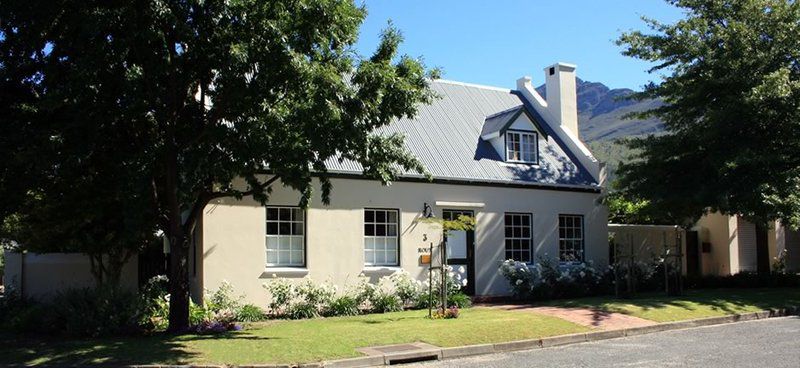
[544,288,800,322]
[0,307,587,366]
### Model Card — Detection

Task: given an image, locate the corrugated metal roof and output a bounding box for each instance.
[324,79,598,189]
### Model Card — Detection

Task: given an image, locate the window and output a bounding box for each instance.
[505,131,537,163]
[266,207,304,267]
[364,209,399,266]
[504,213,532,262]
[559,215,584,262]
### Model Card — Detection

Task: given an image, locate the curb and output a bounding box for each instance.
[129,306,799,368]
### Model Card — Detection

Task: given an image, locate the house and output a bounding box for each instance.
[192,62,609,305]
[609,214,800,277]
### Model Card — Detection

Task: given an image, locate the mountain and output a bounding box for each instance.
[537,79,664,178]
[536,78,663,142]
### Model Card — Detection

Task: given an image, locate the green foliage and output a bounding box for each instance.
[615,0,800,228]
[416,214,476,232]
[368,292,403,313]
[447,292,472,309]
[324,295,360,317]
[605,191,673,225]
[262,278,295,315]
[1,0,437,329]
[206,281,244,313]
[236,304,267,322]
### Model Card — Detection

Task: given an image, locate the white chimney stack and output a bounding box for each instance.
[544,62,578,139]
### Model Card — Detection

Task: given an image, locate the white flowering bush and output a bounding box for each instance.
[261,269,470,319]
[416,266,471,309]
[499,257,609,300]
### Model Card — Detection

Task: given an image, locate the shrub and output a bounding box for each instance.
[47,286,141,337]
[447,292,472,308]
[206,280,243,313]
[287,302,319,319]
[237,304,267,322]
[262,278,295,316]
[138,275,170,331]
[389,270,422,307]
[369,291,402,313]
[325,295,360,317]
[499,257,608,301]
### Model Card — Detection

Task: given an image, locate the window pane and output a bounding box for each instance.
[292,222,303,235]
[266,237,278,250]
[279,222,290,235]
[279,237,290,250]
[365,210,374,223]
[376,210,386,223]
[290,236,302,251]
[388,224,397,236]
[267,222,278,235]
[267,208,279,221]
[266,250,277,264]
[376,224,386,236]
[386,251,397,265]
[387,210,397,223]
[279,208,290,221]
[365,237,375,250]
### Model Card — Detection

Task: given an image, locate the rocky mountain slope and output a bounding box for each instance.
[537,79,664,178]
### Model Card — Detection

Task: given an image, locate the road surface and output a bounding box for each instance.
[409,316,800,367]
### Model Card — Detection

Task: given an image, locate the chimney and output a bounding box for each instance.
[544,62,578,139]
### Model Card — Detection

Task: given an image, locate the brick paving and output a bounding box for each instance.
[485,304,657,330]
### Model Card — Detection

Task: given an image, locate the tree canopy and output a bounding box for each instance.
[1,0,437,331]
[615,0,800,228]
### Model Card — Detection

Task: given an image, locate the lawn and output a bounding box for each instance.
[2,288,798,366]
[0,307,587,366]
[544,288,800,322]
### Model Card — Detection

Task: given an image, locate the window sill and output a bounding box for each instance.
[361,266,402,274]
[260,267,309,278]
[500,161,539,168]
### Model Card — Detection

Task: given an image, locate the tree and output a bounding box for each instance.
[0,0,436,331]
[615,0,800,228]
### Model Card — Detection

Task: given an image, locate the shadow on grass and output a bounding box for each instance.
[0,332,195,367]
[542,288,800,316]
[482,288,800,322]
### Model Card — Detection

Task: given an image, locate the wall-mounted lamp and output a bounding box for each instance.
[423,202,435,218]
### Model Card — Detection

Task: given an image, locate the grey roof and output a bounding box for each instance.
[324,79,598,189]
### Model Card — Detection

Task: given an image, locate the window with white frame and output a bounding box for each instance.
[504,213,532,262]
[266,207,304,267]
[505,131,537,163]
[558,214,584,262]
[364,209,399,266]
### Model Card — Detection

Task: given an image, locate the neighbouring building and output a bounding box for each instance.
[609,214,800,277]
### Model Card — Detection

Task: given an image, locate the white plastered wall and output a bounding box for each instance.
[199,177,607,306]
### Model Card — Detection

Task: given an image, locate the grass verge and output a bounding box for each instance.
[0,307,587,366]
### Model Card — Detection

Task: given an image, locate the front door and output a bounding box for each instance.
[686,231,701,277]
[756,226,770,274]
[443,209,475,295]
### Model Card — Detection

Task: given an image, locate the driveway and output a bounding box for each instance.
[408,316,800,368]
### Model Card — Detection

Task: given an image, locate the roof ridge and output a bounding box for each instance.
[433,78,513,93]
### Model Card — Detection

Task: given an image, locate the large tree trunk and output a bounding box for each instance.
[165,139,190,332]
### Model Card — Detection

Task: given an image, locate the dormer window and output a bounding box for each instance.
[505,130,537,163]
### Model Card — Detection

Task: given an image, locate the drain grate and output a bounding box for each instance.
[357,342,442,365]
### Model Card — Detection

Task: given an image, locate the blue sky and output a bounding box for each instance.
[354,0,684,90]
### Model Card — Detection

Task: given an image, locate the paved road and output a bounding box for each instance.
[409,317,800,368]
